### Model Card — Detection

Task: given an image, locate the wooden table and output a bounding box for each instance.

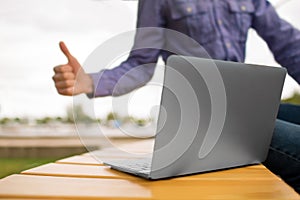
[0,139,298,199]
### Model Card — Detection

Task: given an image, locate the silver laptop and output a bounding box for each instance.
[103,55,286,180]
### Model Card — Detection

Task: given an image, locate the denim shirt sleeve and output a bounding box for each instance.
[252,0,300,84]
[88,0,166,97]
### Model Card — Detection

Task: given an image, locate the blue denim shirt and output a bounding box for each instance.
[90,0,300,97]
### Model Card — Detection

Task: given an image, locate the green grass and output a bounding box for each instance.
[0,157,59,178]
[282,93,300,105]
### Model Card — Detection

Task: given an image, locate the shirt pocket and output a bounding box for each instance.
[169,0,214,44]
[227,0,255,41]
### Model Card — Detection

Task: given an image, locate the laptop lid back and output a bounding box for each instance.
[150,56,286,179]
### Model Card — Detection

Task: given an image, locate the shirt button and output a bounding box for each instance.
[226,42,231,48]
[186,7,192,13]
[241,5,247,11]
[218,19,223,26]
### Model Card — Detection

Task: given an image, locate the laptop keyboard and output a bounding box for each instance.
[104,157,152,173]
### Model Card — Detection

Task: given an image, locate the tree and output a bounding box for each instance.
[66,104,94,123]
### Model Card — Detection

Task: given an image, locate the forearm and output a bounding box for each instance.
[87,46,161,97]
[88,58,157,97]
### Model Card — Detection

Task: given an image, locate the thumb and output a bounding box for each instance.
[59,41,73,62]
[59,41,81,74]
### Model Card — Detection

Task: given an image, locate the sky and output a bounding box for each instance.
[0,0,300,118]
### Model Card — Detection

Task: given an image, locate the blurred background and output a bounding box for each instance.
[0,0,299,178]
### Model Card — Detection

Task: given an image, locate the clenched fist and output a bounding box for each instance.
[52,41,94,96]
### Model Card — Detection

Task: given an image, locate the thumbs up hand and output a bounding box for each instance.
[52,42,94,96]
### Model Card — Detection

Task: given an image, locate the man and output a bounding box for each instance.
[52,0,300,193]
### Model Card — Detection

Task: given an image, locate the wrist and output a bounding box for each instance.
[84,74,94,95]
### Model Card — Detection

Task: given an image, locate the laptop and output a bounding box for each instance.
[103,55,286,180]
